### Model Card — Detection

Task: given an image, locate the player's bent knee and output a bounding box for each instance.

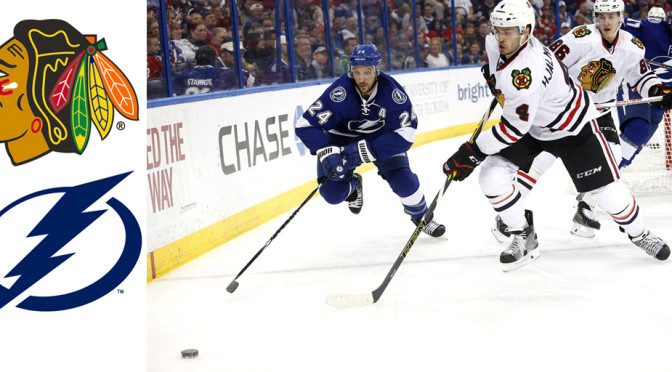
[479,156,518,195]
[320,180,351,205]
[384,168,420,197]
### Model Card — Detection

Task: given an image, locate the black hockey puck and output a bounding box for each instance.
[226,281,239,293]
[181,349,199,358]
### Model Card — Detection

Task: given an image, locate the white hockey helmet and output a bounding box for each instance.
[592,0,625,24]
[648,6,666,23]
[490,0,536,37]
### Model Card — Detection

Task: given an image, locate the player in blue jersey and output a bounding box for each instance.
[172,45,223,96]
[618,6,672,167]
[294,44,446,237]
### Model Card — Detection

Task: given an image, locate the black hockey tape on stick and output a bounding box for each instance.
[595,96,663,109]
[646,59,672,71]
[325,97,499,308]
[226,174,330,294]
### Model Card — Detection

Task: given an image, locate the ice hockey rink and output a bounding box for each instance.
[148,135,672,372]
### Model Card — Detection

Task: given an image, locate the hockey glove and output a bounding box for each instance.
[443,142,486,181]
[649,84,672,110]
[317,146,346,180]
[342,139,377,169]
[481,64,504,106]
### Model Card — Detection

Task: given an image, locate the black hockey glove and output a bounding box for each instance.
[443,142,487,181]
[481,64,504,106]
[317,146,346,180]
[649,84,672,110]
[481,64,496,96]
[342,139,377,169]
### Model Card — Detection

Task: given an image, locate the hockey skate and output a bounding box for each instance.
[491,215,511,243]
[570,200,601,238]
[411,212,446,238]
[629,230,670,261]
[344,173,363,214]
[500,210,540,272]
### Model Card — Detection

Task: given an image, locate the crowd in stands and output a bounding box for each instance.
[147,0,672,98]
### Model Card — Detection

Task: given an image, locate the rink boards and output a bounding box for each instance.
[146,66,501,281]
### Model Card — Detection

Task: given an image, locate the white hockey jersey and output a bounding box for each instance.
[478,34,600,155]
[548,24,662,106]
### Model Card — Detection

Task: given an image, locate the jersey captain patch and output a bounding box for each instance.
[572,26,591,38]
[631,37,644,50]
[577,58,616,93]
[511,68,532,90]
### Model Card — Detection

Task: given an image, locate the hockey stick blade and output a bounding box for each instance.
[647,59,672,70]
[326,293,374,308]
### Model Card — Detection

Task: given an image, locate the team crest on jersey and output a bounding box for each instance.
[511,68,532,90]
[572,26,591,38]
[391,88,407,104]
[577,58,616,93]
[631,37,644,50]
[330,86,347,102]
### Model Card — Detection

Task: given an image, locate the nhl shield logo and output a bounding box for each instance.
[572,26,591,38]
[511,68,532,90]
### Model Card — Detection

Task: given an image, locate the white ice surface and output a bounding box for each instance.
[148,136,672,372]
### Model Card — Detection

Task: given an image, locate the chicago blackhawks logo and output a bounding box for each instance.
[0,20,138,166]
[577,58,616,93]
[511,68,532,90]
[572,26,591,38]
[631,37,644,50]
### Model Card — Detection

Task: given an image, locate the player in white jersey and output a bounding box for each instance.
[442,0,670,271]
[493,0,672,239]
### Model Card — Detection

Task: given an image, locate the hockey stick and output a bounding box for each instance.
[595,95,663,109]
[226,176,328,293]
[325,98,499,308]
[646,59,672,70]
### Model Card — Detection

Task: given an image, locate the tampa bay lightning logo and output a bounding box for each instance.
[650,56,672,84]
[330,86,347,102]
[392,88,407,104]
[348,101,386,133]
[0,172,141,311]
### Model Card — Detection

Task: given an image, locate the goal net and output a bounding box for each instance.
[619,110,672,194]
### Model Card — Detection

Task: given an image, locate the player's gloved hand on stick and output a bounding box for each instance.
[649,84,672,110]
[443,142,486,181]
[481,64,496,96]
[342,139,377,169]
[317,146,346,180]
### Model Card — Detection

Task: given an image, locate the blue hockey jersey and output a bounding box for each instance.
[295,72,417,160]
[623,17,672,83]
[172,65,222,96]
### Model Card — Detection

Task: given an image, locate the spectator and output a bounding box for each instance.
[170,22,197,63]
[404,43,430,69]
[336,37,358,75]
[147,36,162,79]
[267,35,294,84]
[294,35,318,81]
[332,16,346,50]
[311,46,331,79]
[172,45,222,95]
[558,1,575,26]
[187,21,208,48]
[427,19,444,39]
[220,40,258,89]
[632,1,650,20]
[335,0,358,21]
[422,4,437,30]
[245,3,265,26]
[461,42,483,65]
[575,2,592,20]
[445,0,475,21]
[474,0,497,19]
[474,20,489,50]
[148,17,160,38]
[426,37,450,67]
[210,27,228,56]
[390,3,411,30]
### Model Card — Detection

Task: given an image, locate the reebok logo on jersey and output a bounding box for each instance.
[511,68,532,90]
[576,166,602,178]
[572,26,591,38]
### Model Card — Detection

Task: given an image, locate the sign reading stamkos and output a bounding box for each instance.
[330,86,346,102]
[0,172,141,311]
[392,88,407,104]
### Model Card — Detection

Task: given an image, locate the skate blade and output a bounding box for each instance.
[491,227,511,244]
[570,222,597,238]
[501,250,541,272]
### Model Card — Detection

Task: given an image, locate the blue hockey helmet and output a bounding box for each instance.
[348,44,382,78]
